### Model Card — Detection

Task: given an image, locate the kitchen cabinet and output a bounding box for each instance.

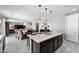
[65,14,78,43]
[30,34,63,53]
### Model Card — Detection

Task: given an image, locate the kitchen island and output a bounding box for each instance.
[28,32,63,53]
[0,35,6,53]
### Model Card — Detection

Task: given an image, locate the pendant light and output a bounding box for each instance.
[50,10,52,22]
[45,8,48,21]
[37,5,42,33]
[38,5,42,20]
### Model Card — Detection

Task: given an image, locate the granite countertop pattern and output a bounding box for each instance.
[28,32,63,43]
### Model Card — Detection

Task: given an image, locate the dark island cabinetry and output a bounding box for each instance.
[31,34,63,53]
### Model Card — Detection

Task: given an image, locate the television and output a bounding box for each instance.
[14,25,26,29]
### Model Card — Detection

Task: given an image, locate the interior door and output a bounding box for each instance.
[65,14,78,43]
[5,22,9,36]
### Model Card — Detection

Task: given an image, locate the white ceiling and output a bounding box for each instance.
[0,5,79,22]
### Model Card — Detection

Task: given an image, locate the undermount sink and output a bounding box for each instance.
[46,32,52,34]
[40,32,52,35]
[45,33,52,35]
[31,32,52,35]
[32,33,38,35]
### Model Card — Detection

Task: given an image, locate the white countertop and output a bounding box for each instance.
[28,32,63,43]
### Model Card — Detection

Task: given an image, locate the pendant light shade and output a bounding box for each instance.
[45,8,48,21]
[50,11,52,13]
[45,8,48,10]
[38,5,42,20]
[39,5,41,7]
[50,10,52,22]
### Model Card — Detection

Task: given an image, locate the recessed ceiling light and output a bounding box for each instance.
[72,8,77,11]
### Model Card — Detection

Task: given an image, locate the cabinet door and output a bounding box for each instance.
[48,39,54,53]
[32,40,40,53]
[53,37,58,52]
[57,35,63,48]
[40,44,48,53]
[40,39,54,53]
[40,40,48,53]
[65,14,78,43]
[59,35,63,46]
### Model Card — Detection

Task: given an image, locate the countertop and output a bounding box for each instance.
[28,32,63,43]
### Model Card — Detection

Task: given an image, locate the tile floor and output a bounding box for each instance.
[4,34,30,53]
[4,34,79,53]
[56,40,78,53]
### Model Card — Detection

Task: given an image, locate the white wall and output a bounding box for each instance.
[48,13,65,33]
[0,17,5,35]
[32,13,65,34]
[2,18,5,35]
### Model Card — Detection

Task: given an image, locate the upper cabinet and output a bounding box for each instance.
[65,13,78,43]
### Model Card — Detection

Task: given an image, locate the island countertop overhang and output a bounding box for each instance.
[28,32,63,43]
